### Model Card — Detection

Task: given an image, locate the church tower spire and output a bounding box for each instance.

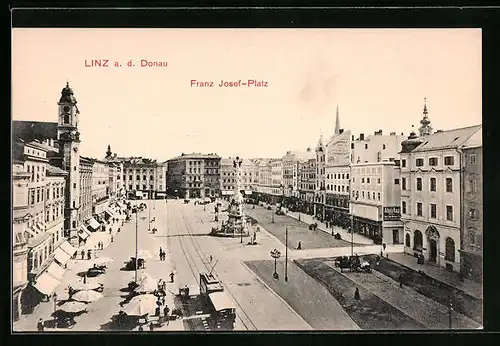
[418,97,433,136]
[106,144,112,159]
[334,105,340,135]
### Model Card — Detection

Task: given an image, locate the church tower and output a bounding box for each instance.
[418,97,433,137]
[57,82,81,244]
[105,144,112,159]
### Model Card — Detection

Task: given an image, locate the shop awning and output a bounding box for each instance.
[34,272,60,296]
[105,209,116,218]
[88,218,100,230]
[47,261,65,281]
[59,241,77,256]
[34,223,44,234]
[53,247,71,265]
[78,226,90,240]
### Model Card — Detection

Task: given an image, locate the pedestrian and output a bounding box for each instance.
[159,247,163,261]
[296,241,302,250]
[111,235,114,242]
[149,322,154,331]
[169,271,175,283]
[83,275,87,284]
[399,273,404,288]
[155,306,161,317]
[354,287,360,300]
[37,318,44,331]
[87,249,92,260]
[138,324,144,331]
[81,250,85,260]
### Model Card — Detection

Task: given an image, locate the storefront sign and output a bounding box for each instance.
[383,206,401,221]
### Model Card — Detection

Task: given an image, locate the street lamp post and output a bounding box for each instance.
[448,299,453,329]
[350,214,354,257]
[285,228,288,282]
[148,191,151,233]
[53,292,57,329]
[270,249,281,280]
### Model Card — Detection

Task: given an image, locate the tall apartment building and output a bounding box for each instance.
[299,157,316,215]
[460,137,483,282]
[400,106,481,272]
[166,153,221,199]
[254,159,272,199]
[220,158,256,197]
[282,148,315,205]
[350,162,402,244]
[270,158,284,203]
[121,157,167,199]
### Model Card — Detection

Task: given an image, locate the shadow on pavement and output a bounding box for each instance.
[173,294,210,331]
[365,254,483,324]
[100,312,139,331]
[294,258,425,330]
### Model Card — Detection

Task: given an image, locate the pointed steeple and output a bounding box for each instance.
[334,105,340,135]
[106,144,112,158]
[418,97,433,136]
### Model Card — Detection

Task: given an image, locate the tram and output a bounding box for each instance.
[199,273,236,330]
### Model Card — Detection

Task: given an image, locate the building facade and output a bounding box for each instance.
[350,162,402,245]
[12,160,31,321]
[270,158,284,203]
[91,159,110,216]
[299,157,316,214]
[351,130,406,164]
[460,141,483,282]
[166,153,221,199]
[121,157,167,199]
[220,158,256,197]
[78,156,94,226]
[400,105,481,272]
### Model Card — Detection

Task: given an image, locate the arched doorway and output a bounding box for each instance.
[445,237,455,262]
[425,226,440,264]
[413,230,423,251]
[405,233,411,247]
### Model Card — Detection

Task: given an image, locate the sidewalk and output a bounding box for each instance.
[327,263,481,329]
[284,209,374,245]
[389,253,483,300]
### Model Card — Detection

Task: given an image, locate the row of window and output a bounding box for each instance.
[327,184,349,193]
[354,177,382,184]
[326,173,350,180]
[402,177,454,192]
[352,190,381,201]
[128,184,159,190]
[405,155,456,168]
[402,201,454,221]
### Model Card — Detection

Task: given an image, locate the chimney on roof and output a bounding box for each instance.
[339,129,344,134]
[374,130,382,136]
[360,133,365,141]
[352,135,355,141]
[306,147,311,152]
[401,132,403,135]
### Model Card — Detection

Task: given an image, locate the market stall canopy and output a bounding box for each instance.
[71,280,102,291]
[46,261,65,281]
[33,272,60,295]
[59,241,77,256]
[53,247,71,266]
[72,289,103,303]
[123,294,157,316]
[59,301,87,313]
[135,276,158,293]
[78,226,91,240]
[88,218,100,230]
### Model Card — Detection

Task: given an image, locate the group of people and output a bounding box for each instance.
[81,249,93,260]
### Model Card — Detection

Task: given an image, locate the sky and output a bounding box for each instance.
[12,28,481,161]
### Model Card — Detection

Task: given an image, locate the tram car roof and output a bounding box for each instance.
[208,291,236,312]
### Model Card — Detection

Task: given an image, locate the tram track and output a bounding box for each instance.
[176,205,258,331]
